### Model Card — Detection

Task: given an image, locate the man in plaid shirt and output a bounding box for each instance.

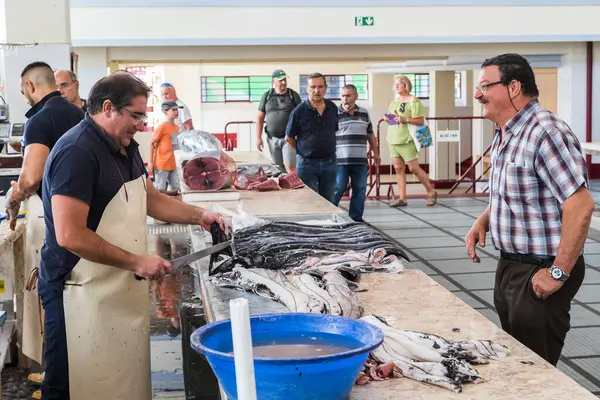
[465,54,595,366]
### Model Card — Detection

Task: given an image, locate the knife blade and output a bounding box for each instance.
[134,240,232,280]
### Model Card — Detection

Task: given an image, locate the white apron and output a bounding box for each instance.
[63,176,151,400]
[22,194,45,365]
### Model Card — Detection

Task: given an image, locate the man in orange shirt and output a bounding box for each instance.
[150,100,182,194]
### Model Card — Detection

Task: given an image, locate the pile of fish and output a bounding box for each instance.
[359,315,510,393]
[211,267,364,318]
[209,221,408,275]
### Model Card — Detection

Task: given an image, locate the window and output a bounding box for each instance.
[298,74,369,101]
[399,72,463,100]
[201,76,272,103]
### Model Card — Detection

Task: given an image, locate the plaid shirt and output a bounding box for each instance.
[489,100,588,257]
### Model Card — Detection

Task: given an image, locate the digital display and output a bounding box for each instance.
[0,105,7,122]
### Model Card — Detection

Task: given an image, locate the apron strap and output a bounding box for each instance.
[25,268,44,336]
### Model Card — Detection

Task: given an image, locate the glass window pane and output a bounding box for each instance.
[201,76,226,102]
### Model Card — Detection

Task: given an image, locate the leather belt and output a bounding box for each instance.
[500,250,554,266]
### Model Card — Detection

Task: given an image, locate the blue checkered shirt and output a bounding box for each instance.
[489,100,588,257]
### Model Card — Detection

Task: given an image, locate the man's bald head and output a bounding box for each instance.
[55,69,82,105]
[20,61,57,106]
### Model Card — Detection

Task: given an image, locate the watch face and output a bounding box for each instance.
[551,268,563,280]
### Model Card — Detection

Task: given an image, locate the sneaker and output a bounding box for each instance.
[28,372,44,385]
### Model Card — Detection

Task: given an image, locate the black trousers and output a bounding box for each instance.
[494,252,585,366]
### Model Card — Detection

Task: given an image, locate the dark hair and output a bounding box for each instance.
[342,84,357,94]
[87,74,151,115]
[20,61,52,78]
[307,73,327,86]
[481,53,539,97]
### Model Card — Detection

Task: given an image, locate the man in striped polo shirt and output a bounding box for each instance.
[465,54,595,366]
[332,84,380,222]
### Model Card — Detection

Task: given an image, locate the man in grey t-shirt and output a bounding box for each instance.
[256,69,301,173]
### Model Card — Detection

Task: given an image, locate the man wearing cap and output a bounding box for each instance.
[149,100,182,195]
[257,69,302,173]
[161,83,194,150]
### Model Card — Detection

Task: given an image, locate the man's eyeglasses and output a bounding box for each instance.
[476,80,503,94]
[123,108,148,122]
[161,83,172,88]
[57,82,73,90]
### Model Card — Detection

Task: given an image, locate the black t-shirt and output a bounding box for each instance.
[23,91,85,197]
[258,89,302,138]
[40,114,147,288]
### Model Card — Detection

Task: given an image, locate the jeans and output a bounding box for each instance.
[39,278,70,399]
[296,155,337,203]
[154,169,181,192]
[333,164,369,221]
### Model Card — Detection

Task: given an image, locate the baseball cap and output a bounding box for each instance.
[161,100,183,112]
[272,69,288,80]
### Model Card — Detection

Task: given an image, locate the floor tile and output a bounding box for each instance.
[585,254,600,267]
[399,207,458,215]
[571,358,600,388]
[430,275,460,292]
[407,261,437,275]
[584,270,600,284]
[420,219,479,228]
[447,272,496,290]
[586,303,600,313]
[363,214,418,223]
[430,257,498,274]
[477,308,501,327]
[411,246,472,261]
[412,213,473,222]
[576,286,600,303]
[562,328,600,357]
[453,291,486,309]
[557,361,600,393]
[570,305,600,327]
[582,243,600,255]
[470,290,495,308]
[384,228,447,239]
[368,221,431,230]
[393,236,465,249]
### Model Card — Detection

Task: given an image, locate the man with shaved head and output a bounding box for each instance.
[5,63,84,395]
[55,69,87,111]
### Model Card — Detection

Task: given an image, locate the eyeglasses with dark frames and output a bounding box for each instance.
[476,80,503,94]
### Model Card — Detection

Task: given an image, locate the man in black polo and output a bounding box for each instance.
[256,69,301,173]
[7,62,84,224]
[285,73,338,203]
[38,72,223,399]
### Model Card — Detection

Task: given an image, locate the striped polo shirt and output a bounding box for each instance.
[336,104,374,165]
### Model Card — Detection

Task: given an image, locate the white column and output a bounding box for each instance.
[74,47,108,99]
[0,0,72,124]
[428,71,455,181]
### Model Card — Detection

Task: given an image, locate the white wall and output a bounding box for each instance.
[75,47,108,99]
[71,6,600,46]
[1,44,71,124]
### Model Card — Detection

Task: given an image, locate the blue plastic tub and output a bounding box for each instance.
[190,313,384,400]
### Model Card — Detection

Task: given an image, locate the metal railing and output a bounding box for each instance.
[370,115,490,199]
[224,121,255,151]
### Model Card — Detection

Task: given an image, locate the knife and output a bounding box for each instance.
[134,240,232,280]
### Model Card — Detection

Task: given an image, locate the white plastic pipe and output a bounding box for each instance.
[229,298,257,400]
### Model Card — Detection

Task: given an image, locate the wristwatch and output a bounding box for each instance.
[549,265,570,281]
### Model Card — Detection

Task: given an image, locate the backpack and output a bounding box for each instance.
[265,88,299,107]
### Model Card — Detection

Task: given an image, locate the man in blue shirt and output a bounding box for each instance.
[38,72,223,399]
[285,73,338,203]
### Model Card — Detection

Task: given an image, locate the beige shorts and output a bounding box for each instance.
[389,142,419,162]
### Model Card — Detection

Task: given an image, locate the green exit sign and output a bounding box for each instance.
[355,16,374,26]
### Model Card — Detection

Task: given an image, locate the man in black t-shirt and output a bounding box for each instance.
[256,69,302,173]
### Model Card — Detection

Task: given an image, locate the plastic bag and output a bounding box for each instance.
[177,130,223,158]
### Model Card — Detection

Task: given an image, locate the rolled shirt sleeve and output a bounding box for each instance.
[535,129,588,203]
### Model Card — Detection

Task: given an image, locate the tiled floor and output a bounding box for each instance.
[343,196,600,398]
